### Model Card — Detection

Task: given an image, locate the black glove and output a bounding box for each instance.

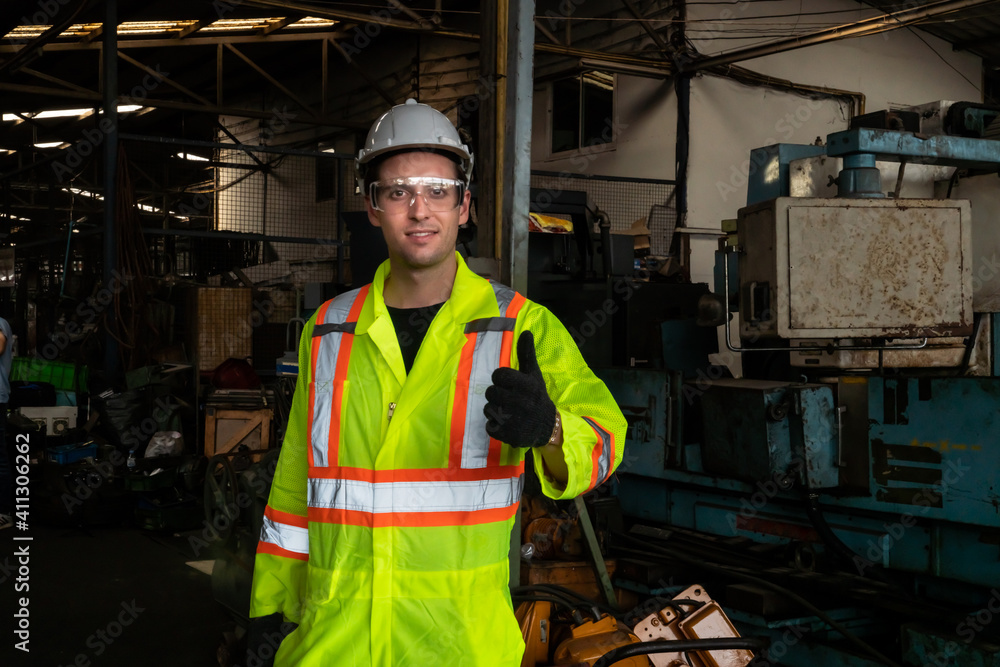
[484,331,557,447]
[245,613,296,667]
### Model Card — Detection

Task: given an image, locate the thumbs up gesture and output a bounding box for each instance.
[484,331,558,447]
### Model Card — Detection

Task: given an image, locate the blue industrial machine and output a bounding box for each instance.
[606,101,1000,666]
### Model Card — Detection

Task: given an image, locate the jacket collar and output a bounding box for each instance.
[354,252,503,387]
[354,252,500,336]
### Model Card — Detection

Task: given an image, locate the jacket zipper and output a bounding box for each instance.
[387,402,396,424]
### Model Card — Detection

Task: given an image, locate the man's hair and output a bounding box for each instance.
[363,148,464,193]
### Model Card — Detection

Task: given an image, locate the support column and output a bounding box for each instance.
[103,0,119,381]
[499,0,535,294]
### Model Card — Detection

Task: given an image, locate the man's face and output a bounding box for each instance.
[366,151,470,273]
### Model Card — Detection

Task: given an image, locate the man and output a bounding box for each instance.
[0,315,13,530]
[248,99,625,666]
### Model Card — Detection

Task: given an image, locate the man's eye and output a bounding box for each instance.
[427,187,446,197]
[387,188,409,200]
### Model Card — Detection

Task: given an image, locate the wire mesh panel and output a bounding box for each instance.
[530,171,676,255]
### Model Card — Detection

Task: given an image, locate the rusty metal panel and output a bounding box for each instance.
[739,198,975,340]
[780,198,972,338]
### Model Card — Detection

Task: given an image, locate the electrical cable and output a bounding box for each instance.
[803,493,883,574]
[510,594,587,625]
[593,637,769,667]
[613,532,903,667]
[512,585,603,622]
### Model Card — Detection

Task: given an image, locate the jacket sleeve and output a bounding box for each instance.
[249,318,315,623]
[515,303,627,500]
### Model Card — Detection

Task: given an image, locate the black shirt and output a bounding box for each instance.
[385,302,445,374]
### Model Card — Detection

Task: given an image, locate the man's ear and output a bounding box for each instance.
[366,198,382,227]
[458,187,472,225]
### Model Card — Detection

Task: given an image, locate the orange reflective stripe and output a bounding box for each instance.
[309,463,524,482]
[488,292,527,466]
[308,503,519,528]
[583,416,615,492]
[327,285,369,465]
[257,541,309,561]
[505,292,526,318]
[265,505,308,528]
[449,332,476,469]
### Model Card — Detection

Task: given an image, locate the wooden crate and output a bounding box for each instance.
[204,407,272,459]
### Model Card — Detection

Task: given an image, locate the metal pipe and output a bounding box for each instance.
[117,133,355,159]
[685,0,999,74]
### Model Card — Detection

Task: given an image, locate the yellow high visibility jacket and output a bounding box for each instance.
[250,253,626,666]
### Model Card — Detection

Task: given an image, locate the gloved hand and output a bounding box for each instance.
[484,331,557,447]
[245,612,296,667]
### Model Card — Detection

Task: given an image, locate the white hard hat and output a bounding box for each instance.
[355,98,474,190]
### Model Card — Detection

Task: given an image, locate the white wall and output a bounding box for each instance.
[685,0,982,282]
[531,0,985,283]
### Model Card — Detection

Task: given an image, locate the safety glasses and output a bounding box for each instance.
[369,176,465,213]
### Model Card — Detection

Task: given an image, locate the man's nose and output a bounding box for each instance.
[409,189,430,217]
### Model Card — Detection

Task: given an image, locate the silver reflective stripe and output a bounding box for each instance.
[461,329,505,469]
[583,416,613,484]
[460,283,517,469]
[491,282,515,315]
[310,287,363,468]
[309,475,524,513]
[260,515,309,556]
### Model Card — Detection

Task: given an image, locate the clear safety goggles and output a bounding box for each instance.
[369,176,465,213]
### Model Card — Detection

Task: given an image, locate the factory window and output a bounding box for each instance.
[550,71,615,155]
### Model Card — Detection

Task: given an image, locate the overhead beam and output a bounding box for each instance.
[684,0,999,73]
[81,24,104,45]
[328,38,396,106]
[20,66,95,96]
[243,0,430,31]
[224,43,320,118]
[386,0,436,30]
[533,20,562,45]
[0,31,349,52]
[177,19,213,39]
[0,82,368,128]
[262,17,297,35]
[0,24,673,74]
[621,0,672,59]
[117,50,213,107]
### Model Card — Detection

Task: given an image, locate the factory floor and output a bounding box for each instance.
[13,523,237,666]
